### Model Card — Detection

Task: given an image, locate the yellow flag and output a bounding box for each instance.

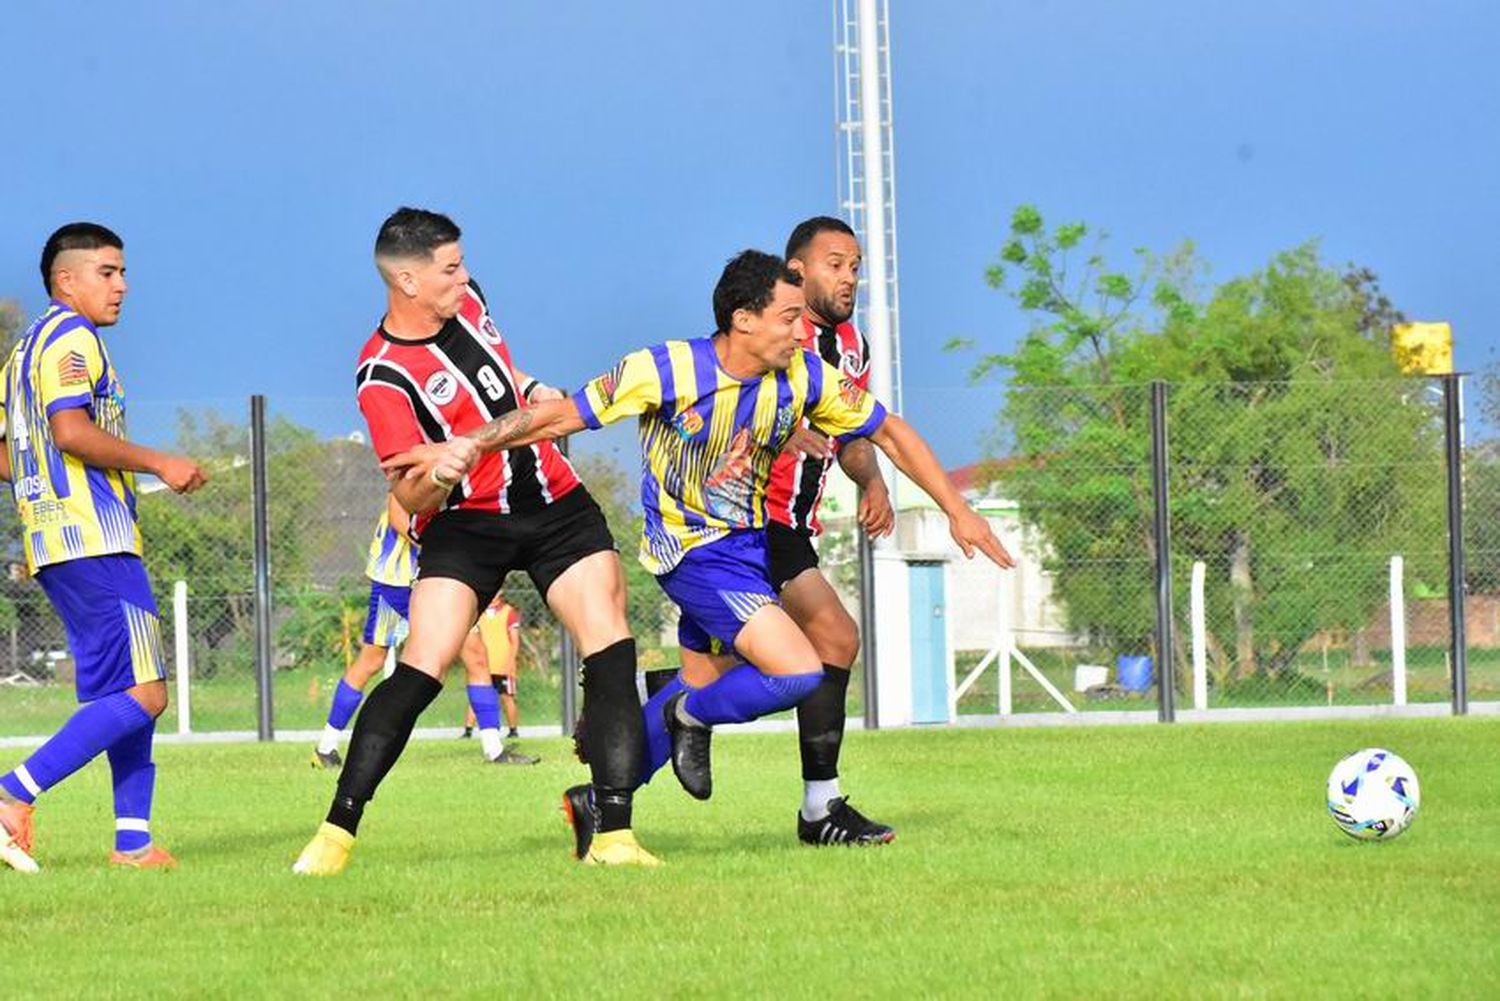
[1392,322,1453,375]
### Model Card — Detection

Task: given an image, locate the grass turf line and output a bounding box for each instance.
[2,718,1498,998]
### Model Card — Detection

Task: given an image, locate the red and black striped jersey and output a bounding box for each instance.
[765,315,871,536]
[355,282,581,536]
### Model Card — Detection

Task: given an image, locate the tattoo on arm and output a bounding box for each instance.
[468,409,535,451]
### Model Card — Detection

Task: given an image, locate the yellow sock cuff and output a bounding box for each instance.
[317,822,356,848]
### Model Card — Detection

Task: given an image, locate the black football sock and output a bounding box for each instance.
[643,669,677,697]
[328,663,442,835]
[796,664,851,782]
[582,639,643,833]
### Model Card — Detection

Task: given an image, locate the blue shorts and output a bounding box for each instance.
[34,553,165,703]
[657,531,779,655]
[363,581,411,647]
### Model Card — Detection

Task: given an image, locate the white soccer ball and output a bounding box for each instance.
[1326,748,1420,841]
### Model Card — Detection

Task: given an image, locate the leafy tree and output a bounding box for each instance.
[962,206,1445,682]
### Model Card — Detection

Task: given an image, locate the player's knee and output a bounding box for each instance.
[809,611,859,668]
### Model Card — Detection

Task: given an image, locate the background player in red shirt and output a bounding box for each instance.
[293,208,654,872]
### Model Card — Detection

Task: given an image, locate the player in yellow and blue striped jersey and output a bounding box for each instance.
[310,495,419,768]
[0,223,207,873]
[384,250,1015,855]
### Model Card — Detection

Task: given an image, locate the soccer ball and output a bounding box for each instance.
[1326,748,1420,841]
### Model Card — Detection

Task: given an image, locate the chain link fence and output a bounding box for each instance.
[943,375,1480,717]
[1,375,1492,738]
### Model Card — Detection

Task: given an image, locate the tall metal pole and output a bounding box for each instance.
[250,394,274,741]
[857,528,879,729]
[1442,373,1468,715]
[856,0,893,416]
[852,0,897,723]
[557,436,581,733]
[1149,382,1176,723]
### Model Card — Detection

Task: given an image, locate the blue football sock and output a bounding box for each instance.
[467,684,502,732]
[0,691,153,805]
[327,679,365,731]
[683,664,824,726]
[107,718,156,852]
[639,672,691,785]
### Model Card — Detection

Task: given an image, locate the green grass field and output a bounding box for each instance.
[3,719,1498,998]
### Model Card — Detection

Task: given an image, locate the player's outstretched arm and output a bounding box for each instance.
[869,413,1014,568]
[467,397,586,452]
[0,440,11,483]
[49,409,206,493]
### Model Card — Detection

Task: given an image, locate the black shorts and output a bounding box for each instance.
[490,674,515,696]
[416,487,616,605]
[766,520,821,593]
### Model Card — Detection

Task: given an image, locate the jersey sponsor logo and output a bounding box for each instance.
[837,376,865,409]
[704,427,754,526]
[58,350,90,387]
[424,370,458,405]
[480,315,503,344]
[673,407,705,440]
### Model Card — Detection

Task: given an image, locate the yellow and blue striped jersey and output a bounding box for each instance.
[365,507,418,586]
[573,337,886,574]
[0,301,140,573]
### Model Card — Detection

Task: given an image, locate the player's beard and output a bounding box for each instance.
[806,286,854,327]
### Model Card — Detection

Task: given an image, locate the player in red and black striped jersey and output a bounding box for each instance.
[762,217,901,844]
[293,208,657,874]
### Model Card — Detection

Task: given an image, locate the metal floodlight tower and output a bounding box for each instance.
[836,0,907,728]
[834,0,903,415]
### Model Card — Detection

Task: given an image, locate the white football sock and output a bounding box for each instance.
[317,725,343,756]
[479,728,504,760]
[802,779,842,821]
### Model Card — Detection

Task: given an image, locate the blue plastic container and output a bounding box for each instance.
[1116,655,1153,692]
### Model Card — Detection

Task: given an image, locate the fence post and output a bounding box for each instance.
[1190,560,1206,711]
[1150,381,1176,722]
[857,528,879,729]
[173,580,192,735]
[251,394,274,741]
[1390,556,1407,707]
[1441,374,1468,715]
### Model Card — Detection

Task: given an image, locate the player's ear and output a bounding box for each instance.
[786,257,805,277]
[731,307,754,335]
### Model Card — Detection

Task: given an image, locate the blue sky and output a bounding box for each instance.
[1,1,1495,464]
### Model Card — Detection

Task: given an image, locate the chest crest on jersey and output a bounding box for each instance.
[480,316,503,345]
[841,348,869,379]
[772,403,797,444]
[425,371,459,405]
[673,407,705,440]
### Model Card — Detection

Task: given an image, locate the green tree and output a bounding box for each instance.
[964,206,1445,682]
[137,410,329,674]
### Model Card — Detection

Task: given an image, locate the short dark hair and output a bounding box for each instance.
[785,215,856,261]
[712,250,802,333]
[41,222,123,294]
[374,207,462,262]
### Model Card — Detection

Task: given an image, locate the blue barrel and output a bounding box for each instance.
[1116,655,1153,692]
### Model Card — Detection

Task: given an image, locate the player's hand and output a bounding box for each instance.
[382,439,479,487]
[948,506,1015,569]
[857,479,895,538]
[156,454,208,494]
[526,382,566,403]
[782,426,833,460]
